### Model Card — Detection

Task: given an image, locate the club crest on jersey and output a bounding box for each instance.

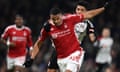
[51,33,58,39]
[50,28,54,31]
[64,24,68,28]
[12,31,16,35]
[23,32,27,36]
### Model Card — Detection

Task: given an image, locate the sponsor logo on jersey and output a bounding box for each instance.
[12,36,26,41]
[12,31,16,35]
[51,29,71,39]
[64,24,68,28]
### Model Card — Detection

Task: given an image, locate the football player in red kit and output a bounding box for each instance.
[24,1,110,71]
[47,1,95,72]
[1,15,33,72]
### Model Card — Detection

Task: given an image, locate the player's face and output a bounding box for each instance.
[15,16,24,27]
[75,5,87,15]
[50,13,63,26]
[89,33,96,42]
[102,28,110,38]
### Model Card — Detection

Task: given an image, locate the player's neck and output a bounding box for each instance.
[16,26,22,28]
[15,24,24,29]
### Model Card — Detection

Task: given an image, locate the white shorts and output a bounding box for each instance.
[7,56,26,69]
[57,50,85,72]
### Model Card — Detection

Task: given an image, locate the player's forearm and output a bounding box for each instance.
[83,7,105,19]
[31,40,42,59]
[28,40,33,50]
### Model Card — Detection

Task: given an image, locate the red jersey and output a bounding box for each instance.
[39,14,84,58]
[1,25,33,58]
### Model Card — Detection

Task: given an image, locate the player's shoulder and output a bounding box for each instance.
[63,13,76,19]
[5,25,15,31]
[64,13,73,16]
[24,26,31,32]
[6,25,15,28]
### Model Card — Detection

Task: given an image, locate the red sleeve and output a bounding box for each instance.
[27,29,33,47]
[65,14,84,25]
[38,28,48,42]
[72,14,84,24]
[1,27,10,39]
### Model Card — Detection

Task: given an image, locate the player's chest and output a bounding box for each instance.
[9,29,28,37]
[49,23,73,39]
[100,38,112,46]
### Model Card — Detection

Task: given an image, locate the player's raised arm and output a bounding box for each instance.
[83,7,105,19]
[83,2,109,19]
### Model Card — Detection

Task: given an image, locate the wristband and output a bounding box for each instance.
[6,41,10,46]
[30,46,33,51]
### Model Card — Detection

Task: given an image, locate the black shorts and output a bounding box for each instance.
[48,49,59,69]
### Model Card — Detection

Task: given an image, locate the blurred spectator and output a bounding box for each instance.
[96,27,113,72]
[111,41,120,72]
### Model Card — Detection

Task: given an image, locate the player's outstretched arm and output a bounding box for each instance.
[83,7,105,19]
[31,40,43,59]
[24,40,43,67]
[83,2,109,19]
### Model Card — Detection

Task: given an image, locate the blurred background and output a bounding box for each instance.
[0,0,120,72]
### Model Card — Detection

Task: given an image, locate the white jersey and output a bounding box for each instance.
[74,20,94,43]
[96,37,113,64]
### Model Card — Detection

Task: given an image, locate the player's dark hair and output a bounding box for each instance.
[15,14,23,18]
[43,21,51,32]
[14,14,24,21]
[50,7,62,15]
[76,1,89,10]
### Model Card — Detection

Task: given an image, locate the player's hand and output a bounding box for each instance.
[7,42,16,47]
[104,2,109,9]
[23,58,33,68]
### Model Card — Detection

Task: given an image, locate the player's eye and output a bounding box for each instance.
[77,8,85,11]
